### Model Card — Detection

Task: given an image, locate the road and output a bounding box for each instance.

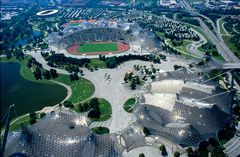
[180,0,240,63]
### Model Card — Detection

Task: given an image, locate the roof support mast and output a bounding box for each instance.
[1,104,15,157]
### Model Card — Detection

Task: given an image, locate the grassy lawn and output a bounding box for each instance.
[222,35,239,56]
[91,127,110,134]
[156,31,165,38]
[219,19,227,35]
[9,113,40,131]
[89,98,112,122]
[9,114,30,131]
[212,55,225,61]
[89,58,107,68]
[192,26,210,42]
[123,98,136,113]
[54,75,95,104]
[78,42,118,53]
[166,40,199,58]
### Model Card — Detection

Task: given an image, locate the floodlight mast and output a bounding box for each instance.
[1,104,15,157]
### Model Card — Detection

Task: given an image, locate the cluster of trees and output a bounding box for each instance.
[27,57,42,68]
[200,7,240,16]
[200,43,219,57]
[84,98,102,119]
[99,54,150,68]
[200,12,221,23]
[174,65,183,70]
[34,67,58,80]
[159,145,167,156]
[0,8,34,52]
[76,98,103,119]
[29,112,38,125]
[171,40,183,47]
[139,153,145,157]
[46,54,90,67]
[66,65,80,73]
[42,69,58,80]
[124,72,141,90]
[176,13,200,26]
[63,101,74,108]
[69,73,79,81]
[163,44,181,55]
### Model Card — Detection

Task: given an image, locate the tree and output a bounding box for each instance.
[33,68,42,80]
[50,69,58,78]
[106,57,117,68]
[174,151,180,157]
[186,147,194,157]
[135,76,141,84]
[43,70,51,80]
[29,118,36,125]
[29,112,37,125]
[139,153,145,157]
[160,145,167,155]
[88,109,101,119]
[89,98,99,110]
[130,79,136,90]
[151,75,156,80]
[63,101,73,108]
[40,112,46,118]
[124,73,129,82]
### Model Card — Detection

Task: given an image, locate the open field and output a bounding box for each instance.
[78,42,118,53]
[123,98,136,113]
[67,42,129,55]
[92,127,110,134]
[54,75,95,104]
[222,35,239,57]
[92,98,112,121]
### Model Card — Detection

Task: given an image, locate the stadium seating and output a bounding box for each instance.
[56,28,131,49]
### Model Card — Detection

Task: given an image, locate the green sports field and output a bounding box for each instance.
[77,42,118,53]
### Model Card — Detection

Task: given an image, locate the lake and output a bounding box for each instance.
[0,62,67,120]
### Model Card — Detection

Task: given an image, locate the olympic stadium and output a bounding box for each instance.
[48,20,160,58]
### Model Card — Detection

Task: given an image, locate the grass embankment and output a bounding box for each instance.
[78,42,118,53]
[156,31,202,58]
[73,98,112,121]
[54,75,95,104]
[222,35,239,57]
[191,26,210,42]
[89,58,107,68]
[91,98,112,122]
[9,113,41,131]
[9,114,30,131]
[166,40,199,58]
[123,98,136,113]
[91,127,110,134]
[219,19,227,35]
